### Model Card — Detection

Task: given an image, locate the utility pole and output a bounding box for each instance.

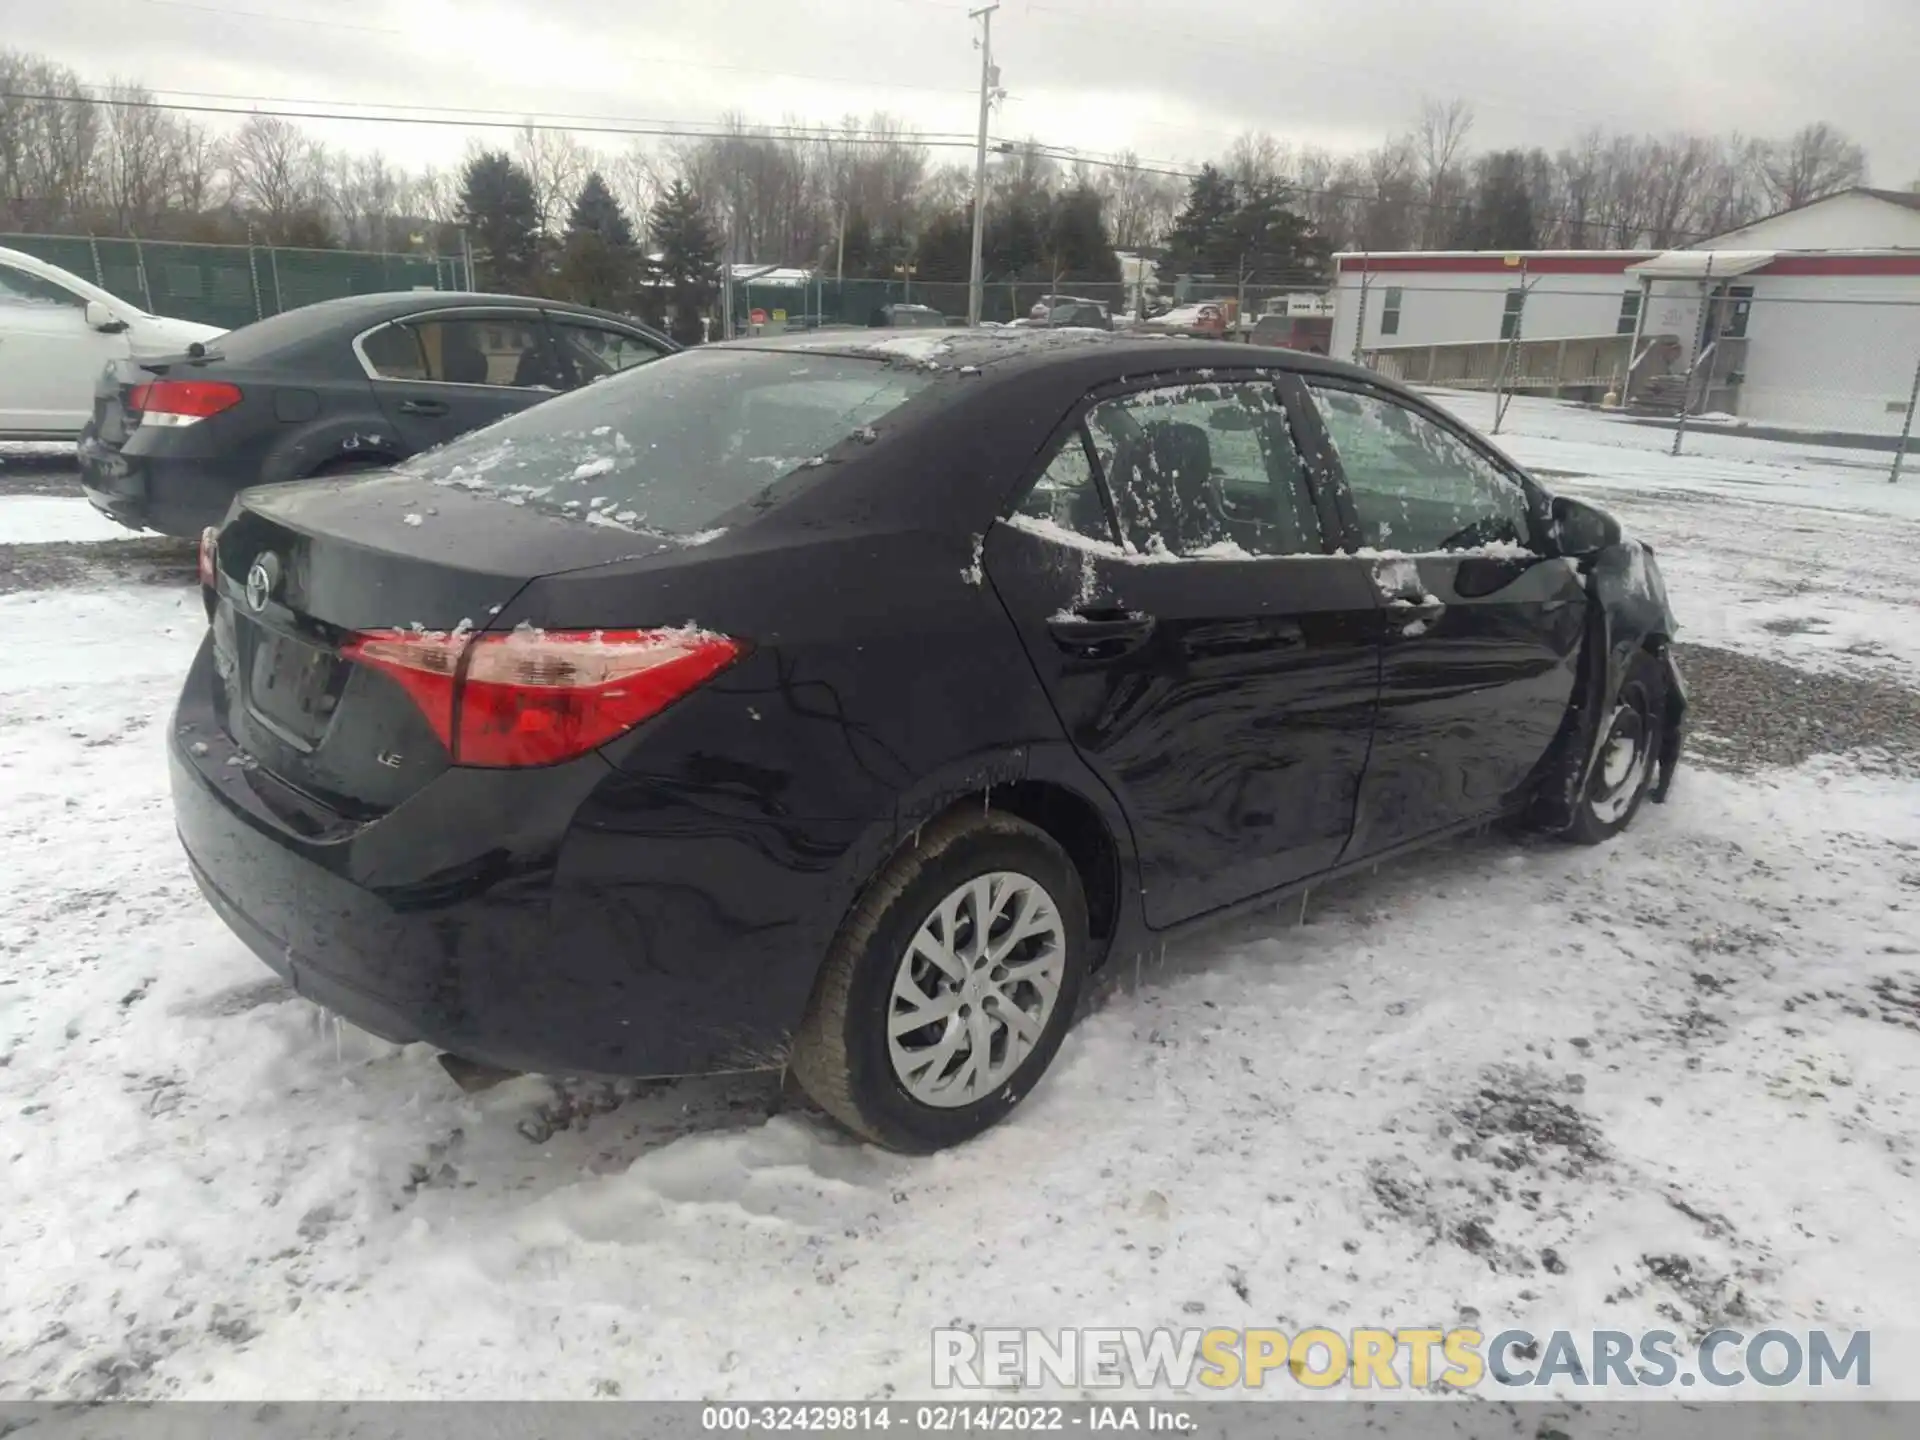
[966,3,1001,327]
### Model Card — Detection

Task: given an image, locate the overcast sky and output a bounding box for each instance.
[13,0,1919,184]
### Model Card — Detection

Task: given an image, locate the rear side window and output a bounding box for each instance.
[399,349,933,536]
[548,318,666,388]
[1082,381,1324,557]
[361,322,428,379]
[1014,434,1112,545]
[362,317,556,388]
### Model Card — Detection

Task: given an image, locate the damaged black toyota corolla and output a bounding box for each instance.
[172,330,1684,1152]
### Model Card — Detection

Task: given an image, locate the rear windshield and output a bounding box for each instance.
[398,349,933,536]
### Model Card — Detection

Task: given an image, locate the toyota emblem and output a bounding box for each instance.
[245,554,280,612]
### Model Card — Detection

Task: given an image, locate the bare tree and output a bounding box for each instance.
[1644,134,1715,247]
[1353,137,1420,251]
[169,119,220,221]
[1415,97,1475,246]
[409,164,459,227]
[223,113,329,242]
[1226,131,1288,192]
[515,124,593,235]
[1099,151,1182,251]
[0,52,98,229]
[97,82,177,233]
[327,150,409,250]
[1761,121,1868,210]
[606,141,667,235]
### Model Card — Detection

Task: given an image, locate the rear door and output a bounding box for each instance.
[982,371,1381,929]
[358,308,562,453]
[1297,377,1586,857]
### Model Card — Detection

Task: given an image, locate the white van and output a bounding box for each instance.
[0,244,225,441]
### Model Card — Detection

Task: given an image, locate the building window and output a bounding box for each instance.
[1379,286,1403,336]
[1617,290,1641,336]
[1500,288,1526,341]
[1719,285,1754,339]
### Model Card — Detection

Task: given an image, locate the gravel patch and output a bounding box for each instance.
[0,464,84,497]
[1674,640,1920,776]
[0,537,196,596]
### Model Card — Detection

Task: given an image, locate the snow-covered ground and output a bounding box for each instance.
[0,495,145,545]
[3,398,1918,1403]
[1426,391,1920,684]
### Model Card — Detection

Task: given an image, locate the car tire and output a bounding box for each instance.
[790,809,1090,1153]
[1560,650,1667,846]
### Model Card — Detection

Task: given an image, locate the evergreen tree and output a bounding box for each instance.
[560,171,638,310]
[838,209,879,278]
[985,194,1048,280]
[1161,164,1240,280]
[1047,185,1121,283]
[566,171,635,248]
[913,209,974,284]
[1226,178,1332,285]
[457,151,540,291]
[649,179,719,345]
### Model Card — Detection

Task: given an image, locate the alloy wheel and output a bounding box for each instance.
[886,871,1066,1108]
[1588,691,1654,825]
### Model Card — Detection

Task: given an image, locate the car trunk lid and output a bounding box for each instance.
[204,471,683,817]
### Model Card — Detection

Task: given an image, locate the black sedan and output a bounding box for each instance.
[172,329,1685,1152]
[79,291,674,536]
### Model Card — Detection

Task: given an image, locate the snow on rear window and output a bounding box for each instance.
[398,350,932,535]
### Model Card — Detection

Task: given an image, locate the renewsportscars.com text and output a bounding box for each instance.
[932,1327,1872,1391]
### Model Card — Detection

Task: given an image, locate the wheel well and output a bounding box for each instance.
[308,452,396,477]
[954,780,1122,961]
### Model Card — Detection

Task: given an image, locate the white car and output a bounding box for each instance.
[0,245,225,441]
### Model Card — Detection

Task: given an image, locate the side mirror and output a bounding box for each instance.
[1550,494,1622,558]
[85,299,128,334]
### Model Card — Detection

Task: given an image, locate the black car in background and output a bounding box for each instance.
[174,329,1685,1153]
[869,303,949,328]
[79,292,675,536]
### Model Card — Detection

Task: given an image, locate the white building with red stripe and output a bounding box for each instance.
[1330,188,1920,434]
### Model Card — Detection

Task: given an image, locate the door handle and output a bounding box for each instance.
[396,399,449,417]
[1046,608,1156,655]
[1386,596,1446,619]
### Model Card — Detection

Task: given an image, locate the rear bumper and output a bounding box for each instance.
[169,641,867,1077]
[79,425,248,537]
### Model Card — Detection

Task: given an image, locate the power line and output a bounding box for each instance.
[0,89,989,150]
[116,86,985,144]
[2,84,1718,244]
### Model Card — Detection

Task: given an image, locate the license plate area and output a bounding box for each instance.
[239,622,347,751]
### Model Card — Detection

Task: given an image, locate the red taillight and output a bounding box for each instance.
[198,526,219,588]
[341,627,743,768]
[129,379,242,427]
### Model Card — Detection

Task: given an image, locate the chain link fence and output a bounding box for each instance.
[726,277,1333,338]
[1347,281,1920,484]
[4,231,465,332]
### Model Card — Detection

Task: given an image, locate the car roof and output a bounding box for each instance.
[712,325,1368,384]
[229,290,658,329]
[199,290,674,367]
